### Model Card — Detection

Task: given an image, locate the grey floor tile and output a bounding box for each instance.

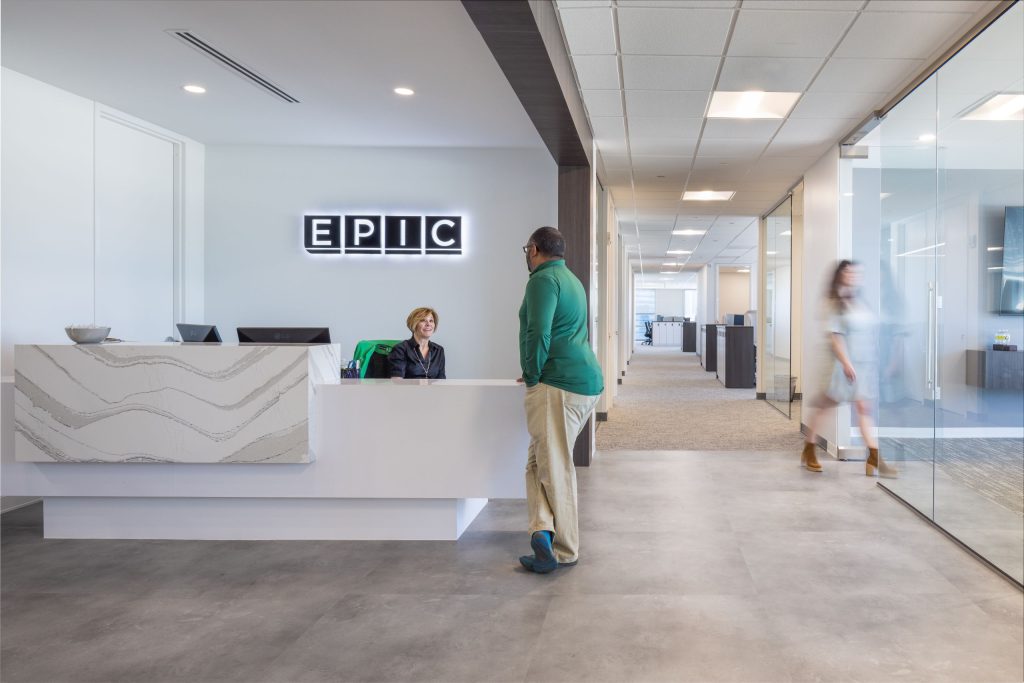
[265,593,550,682]
[524,594,796,682]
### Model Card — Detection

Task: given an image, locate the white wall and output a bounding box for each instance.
[1,69,205,375]
[654,289,684,317]
[802,147,841,448]
[718,272,751,320]
[1,69,204,494]
[698,265,712,324]
[204,145,557,379]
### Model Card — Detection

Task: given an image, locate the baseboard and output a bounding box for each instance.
[617,378,622,385]
[756,392,766,400]
[595,412,608,422]
[793,392,803,400]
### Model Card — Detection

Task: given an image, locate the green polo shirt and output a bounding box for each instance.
[518,259,604,396]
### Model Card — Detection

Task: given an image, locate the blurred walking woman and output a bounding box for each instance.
[388,307,447,379]
[801,261,897,477]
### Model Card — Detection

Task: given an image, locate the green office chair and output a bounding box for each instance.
[352,339,401,378]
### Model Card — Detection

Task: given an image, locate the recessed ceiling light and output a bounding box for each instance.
[183,84,206,94]
[659,270,677,274]
[766,251,777,255]
[780,230,791,236]
[988,246,1004,251]
[918,133,936,142]
[672,229,706,236]
[988,266,1004,271]
[707,91,800,119]
[842,192,854,197]
[880,193,892,199]
[683,191,735,201]
[961,93,1024,121]
[666,250,692,255]
[737,268,751,273]
[394,87,415,96]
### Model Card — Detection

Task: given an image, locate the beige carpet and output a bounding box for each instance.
[597,347,805,452]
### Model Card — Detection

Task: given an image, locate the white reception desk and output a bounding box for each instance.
[8,343,529,540]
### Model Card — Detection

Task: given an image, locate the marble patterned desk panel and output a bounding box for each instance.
[14,343,340,463]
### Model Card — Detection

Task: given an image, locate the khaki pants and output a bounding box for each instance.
[524,382,598,563]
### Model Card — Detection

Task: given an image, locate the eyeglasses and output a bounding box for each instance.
[522,244,533,254]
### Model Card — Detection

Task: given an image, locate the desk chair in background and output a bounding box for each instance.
[643,321,653,346]
[352,339,400,378]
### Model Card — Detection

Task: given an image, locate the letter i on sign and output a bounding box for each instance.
[385,216,424,254]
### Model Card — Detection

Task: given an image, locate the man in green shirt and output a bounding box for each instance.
[517,226,603,574]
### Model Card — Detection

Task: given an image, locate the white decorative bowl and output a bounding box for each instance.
[65,325,111,344]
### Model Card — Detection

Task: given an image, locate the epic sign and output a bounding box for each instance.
[304,215,462,255]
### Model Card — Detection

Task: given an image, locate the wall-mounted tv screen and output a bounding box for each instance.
[1000,206,1023,315]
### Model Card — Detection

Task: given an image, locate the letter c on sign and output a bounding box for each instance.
[354,219,375,245]
[431,219,456,247]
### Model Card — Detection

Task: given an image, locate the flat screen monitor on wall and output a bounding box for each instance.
[236,327,331,344]
[1000,206,1023,315]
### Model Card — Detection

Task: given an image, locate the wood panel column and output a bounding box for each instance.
[463,0,596,465]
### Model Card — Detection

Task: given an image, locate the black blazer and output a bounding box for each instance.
[387,337,446,379]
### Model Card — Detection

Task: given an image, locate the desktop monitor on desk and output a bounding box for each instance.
[177,324,222,343]
[237,327,331,344]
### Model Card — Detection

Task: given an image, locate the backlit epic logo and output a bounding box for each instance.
[304,215,463,255]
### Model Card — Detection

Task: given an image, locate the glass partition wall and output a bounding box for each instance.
[764,197,793,416]
[843,2,1023,585]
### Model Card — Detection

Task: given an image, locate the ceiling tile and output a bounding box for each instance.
[696,138,768,157]
[556,0,612,7]
[582,90,624,117]
[865,1,988,11]
[788,91,883,118]
[600,152,632,169]
[617,1,738,7]
[628,117,704,138]
[625,90,710,117]
[762,139,835,158]
[772,117,858,144]
[618,8,732,56]
[702,118,783,140]
[717,56,823,91]
[691,157,756,173]
[835,11,975,59]
[622,56,720,90]
[753,157,815,174]
[591,116,627,140]
[742,0,862,8]
[810,58,923,93]
[559,7,617,54]
[629,138,699,155]
[572,55,621,89]
[597,137,629,154]
[729,9,855,58]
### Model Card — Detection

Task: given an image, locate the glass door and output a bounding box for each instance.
[765,197,793,416]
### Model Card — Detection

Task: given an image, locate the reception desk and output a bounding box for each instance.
[7,343,529,540]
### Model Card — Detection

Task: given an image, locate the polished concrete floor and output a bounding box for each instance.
[2,450,1022,682]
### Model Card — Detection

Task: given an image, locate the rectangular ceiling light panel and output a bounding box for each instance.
[682,191,735,201]
[708,91,800,119]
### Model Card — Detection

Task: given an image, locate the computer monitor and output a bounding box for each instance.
[176,324,222,343]
[236,327,331,344]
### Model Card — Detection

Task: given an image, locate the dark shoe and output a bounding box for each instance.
[519,554,557,574]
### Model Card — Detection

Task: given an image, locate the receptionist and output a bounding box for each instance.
[388,307,447,379]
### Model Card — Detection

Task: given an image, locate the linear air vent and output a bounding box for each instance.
[168,30,299,103]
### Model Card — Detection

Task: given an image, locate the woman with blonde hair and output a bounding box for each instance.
[387,307,446,379]
[801,260,897,477]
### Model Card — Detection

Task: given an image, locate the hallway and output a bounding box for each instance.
[598,346,803,452]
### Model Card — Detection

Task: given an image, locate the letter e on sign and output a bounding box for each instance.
[304,216,340,253]
[425,216,462,254]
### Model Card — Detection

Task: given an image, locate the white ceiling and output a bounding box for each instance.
[0,0,545,148]
[557,0,997,281]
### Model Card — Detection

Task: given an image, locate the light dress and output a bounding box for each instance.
[824,297,879,403]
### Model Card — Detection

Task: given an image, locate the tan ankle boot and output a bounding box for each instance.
[866,448,898,478]
[801,442,822,472]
